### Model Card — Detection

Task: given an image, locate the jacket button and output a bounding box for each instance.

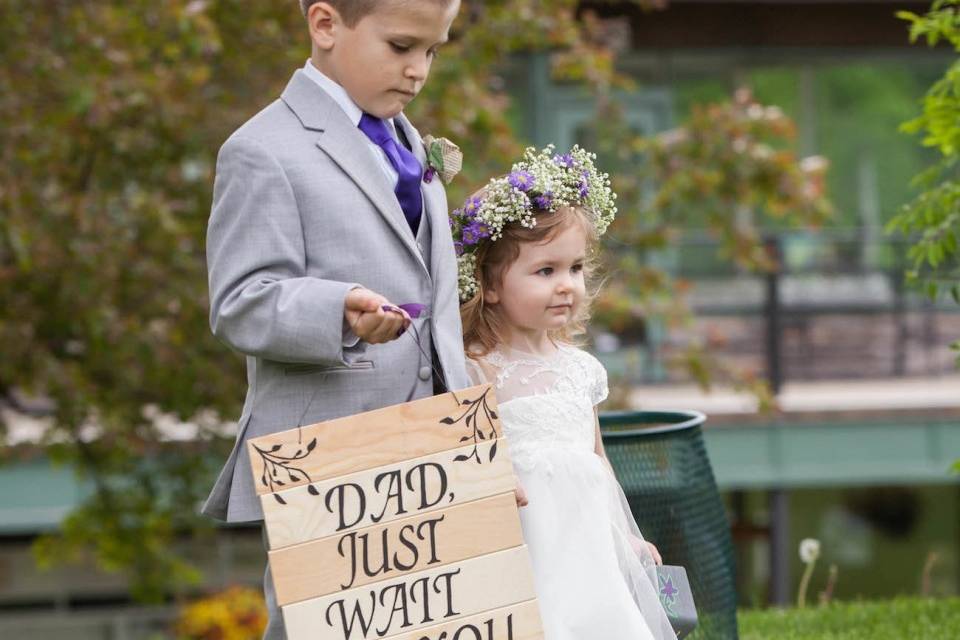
[418,366,432,381]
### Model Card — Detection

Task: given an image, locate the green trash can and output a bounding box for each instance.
[601,410,738,640]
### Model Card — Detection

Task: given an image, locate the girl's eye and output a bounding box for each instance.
[572,263,584,273]
[390,42,410,53]
[537,267,554,276]
[427,47,440,59]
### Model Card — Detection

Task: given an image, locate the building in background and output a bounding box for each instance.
[0,1,957,637]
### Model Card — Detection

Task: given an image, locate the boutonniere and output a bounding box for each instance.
[422,135,463,184]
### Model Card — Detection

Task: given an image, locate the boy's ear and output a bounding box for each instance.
[307,2,340,52]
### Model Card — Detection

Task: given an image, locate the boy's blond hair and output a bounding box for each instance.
[300,0,455,27]
[461,206,602,359]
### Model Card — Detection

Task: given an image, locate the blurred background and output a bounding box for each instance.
[1,0,958,638]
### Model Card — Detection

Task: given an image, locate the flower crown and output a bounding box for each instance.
[450,145,618,302]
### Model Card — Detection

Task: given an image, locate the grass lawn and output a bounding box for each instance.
[738,597,960,640]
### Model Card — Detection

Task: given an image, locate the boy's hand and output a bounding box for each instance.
[344,288,411,345]
[514,479,529,508]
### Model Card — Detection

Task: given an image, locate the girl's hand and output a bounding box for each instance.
[514,479,529,507]
[629,534,663,566]
[646,541,663,566]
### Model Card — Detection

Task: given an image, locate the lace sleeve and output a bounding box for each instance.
[585,351,609,406]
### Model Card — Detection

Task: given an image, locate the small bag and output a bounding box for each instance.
[656,565,698,639]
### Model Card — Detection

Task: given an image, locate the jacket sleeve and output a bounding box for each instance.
[206,134,365,365]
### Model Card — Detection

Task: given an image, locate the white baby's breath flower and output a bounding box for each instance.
[456,253,478,300]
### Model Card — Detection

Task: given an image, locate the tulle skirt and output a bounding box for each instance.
[514,446,677,640]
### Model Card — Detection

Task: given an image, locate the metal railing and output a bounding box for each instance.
[609,229,958,385]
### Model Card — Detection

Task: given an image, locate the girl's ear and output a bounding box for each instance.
[308,2,340,52]
[485,286,500,304]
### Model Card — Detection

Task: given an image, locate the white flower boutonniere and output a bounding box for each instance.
[422,135,463,184]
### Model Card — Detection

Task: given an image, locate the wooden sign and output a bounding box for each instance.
[248,384,544,640]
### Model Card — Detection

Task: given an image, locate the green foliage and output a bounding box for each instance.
[635,89,830,268]
[32,448,213,602]
[739,597,960,640]
[0,0,827,598]
[0,0,279,600]
[816,64,942,228]
[888,1,960,305]
[591,89,829,399]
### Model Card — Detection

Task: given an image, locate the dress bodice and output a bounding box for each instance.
[466,344,676,640]
[465,344,609,471]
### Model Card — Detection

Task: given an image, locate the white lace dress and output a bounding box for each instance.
[466,344,677,640]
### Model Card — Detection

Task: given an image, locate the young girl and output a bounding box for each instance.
[449,146,677,640]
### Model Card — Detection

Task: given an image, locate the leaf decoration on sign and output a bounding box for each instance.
[252,437,318,503]
[439,387,500,464]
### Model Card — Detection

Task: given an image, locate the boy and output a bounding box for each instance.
[203,1,465,636]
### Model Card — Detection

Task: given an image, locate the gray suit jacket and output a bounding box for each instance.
[203,70,469,523]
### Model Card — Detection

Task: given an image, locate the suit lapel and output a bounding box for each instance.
[395,114,451,281]
[281,71,428,276]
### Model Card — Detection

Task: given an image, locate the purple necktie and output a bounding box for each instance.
[358,113,423,235]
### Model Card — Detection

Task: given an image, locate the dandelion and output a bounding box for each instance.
[797,538,821,608]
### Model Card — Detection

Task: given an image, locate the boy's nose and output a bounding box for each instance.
[404,57,430,82]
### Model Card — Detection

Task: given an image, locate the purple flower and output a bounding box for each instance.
[462,196,482,218]
[578,180,590,198]
[449,209,461,227]
[454,241,464,256]
[508,170,535,192]
[462,219,490,245]
[554,154,574,168]
[533,192,553,210]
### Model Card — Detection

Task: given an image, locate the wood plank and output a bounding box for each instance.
[281,546,537,640]
[270,493,523,606]
[262,438,516,550]
[249,384,501,496]
[384,600,544,640]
